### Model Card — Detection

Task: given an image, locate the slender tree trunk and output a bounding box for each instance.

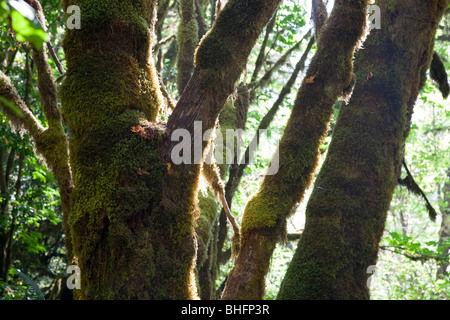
[277,0,448,300]
[222,0,369,300]
[437,169,450,278]
[177,0,199,95]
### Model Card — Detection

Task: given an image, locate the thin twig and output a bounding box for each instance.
[219,192,240,237]
[46,41,64,74]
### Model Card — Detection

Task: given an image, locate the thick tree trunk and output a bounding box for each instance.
[277,0,448,300]
[60,0,280,299]
[60,0,167,299]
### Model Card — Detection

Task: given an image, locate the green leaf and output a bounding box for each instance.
[0,1,9,22]
[8,0,47,50]
[32,170,47,183]
[0,96,24,117]
[7,0,34,20]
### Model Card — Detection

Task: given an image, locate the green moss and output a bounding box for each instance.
[194,0,281,95]
[176,0,199,94]
[67,111,165,298]
[61,0,162,134]
[196,190,218,268]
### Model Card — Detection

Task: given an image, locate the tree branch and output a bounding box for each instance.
[251,10,277,83]
[25,0,62,127]
[312,0,328,40]
[176,0,199,95]
[153,34,176,52]
[380,245,450,263]
[225,35,315,206]
[194,0,209,39]
[398,159,437,221]
[0,71,45,138]
[163,0,282,163]
[248,28,312,94]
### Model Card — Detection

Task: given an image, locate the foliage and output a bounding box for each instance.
[0,0,66,299]
[0,115,64,300]
[0,0,47,50]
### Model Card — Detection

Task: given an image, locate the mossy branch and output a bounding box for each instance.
[4,0,74,260]
[177,0,199,95]
[153,34,176,52]
[241,0,369,240]
[194,0,209,38]
[312,0,328,40]
[430,51,449,99]
[248,28,312,94]
[202,161,241,258]
[164,0,282,162]
[0,71,45,138]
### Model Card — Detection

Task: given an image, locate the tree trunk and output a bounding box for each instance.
[59,0,280,299]
[437,168,450,278]
[277,0,448,300]
[176,0,199,95]
[60,0,168,299]
[222,0,370,300]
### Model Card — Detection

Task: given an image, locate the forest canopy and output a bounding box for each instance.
[0,0,449,301]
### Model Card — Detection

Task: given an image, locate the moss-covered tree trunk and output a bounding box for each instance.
[60,0,168,299]
[437,168,450,278]
[277,0,448,300]
[59,0,280,299]
[222,0,370,300]
[177,0,199,95]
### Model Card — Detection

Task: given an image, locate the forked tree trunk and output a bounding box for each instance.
[60,0,280,299]
[277,0,448,300]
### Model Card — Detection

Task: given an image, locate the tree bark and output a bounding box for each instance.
[277,0,448,300]
[176,0,199,95]
[437,168,450,278]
